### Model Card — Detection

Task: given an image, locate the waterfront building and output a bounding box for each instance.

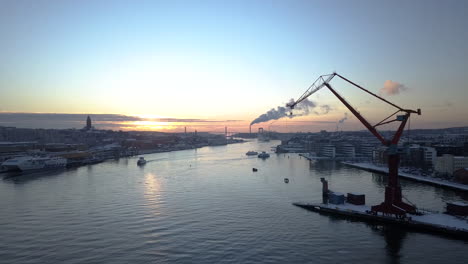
[321,144,336,158]
[423,147,437,166]
[337,143,355,158]
[433,144,464,156]
[358,144,376,158]
[435,154,468,175]
[453,168,468,184]
[372,147,388,164]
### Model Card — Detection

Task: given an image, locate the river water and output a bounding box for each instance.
[1,140,467,264]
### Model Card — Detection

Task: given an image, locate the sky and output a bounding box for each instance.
[0,0,467,133]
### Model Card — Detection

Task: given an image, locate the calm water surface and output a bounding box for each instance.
[1,140,467,263]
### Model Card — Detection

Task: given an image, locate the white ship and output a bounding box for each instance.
[1,156,67,172]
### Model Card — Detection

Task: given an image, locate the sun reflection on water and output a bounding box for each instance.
[143,172,163,214]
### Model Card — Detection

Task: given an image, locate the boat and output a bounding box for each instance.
[257,151,270,159]
[1,156,67,172]
[246,151,258,156]
[137,157,147,166]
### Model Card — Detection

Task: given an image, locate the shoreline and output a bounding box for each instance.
[342,161,468,192]
[293,202,468,240]
[298,153,468,192]
[1,140,246,175]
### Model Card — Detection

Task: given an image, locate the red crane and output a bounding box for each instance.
[287,73,421,216]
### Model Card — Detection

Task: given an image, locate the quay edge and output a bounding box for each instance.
[293,202,468,240]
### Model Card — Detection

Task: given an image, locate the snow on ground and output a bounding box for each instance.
[321,202,370,213]
[319,202,468,231]
[412,213,468,231]
[342,162,468,191]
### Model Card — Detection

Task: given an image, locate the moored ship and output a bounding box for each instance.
[1,156,67,172]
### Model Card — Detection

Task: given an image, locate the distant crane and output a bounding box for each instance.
[287,73,421,216]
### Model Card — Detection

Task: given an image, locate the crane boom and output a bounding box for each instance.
[288,73,422,216]
[286,73,336,109]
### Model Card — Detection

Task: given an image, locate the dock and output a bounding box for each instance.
[293,202,468,239]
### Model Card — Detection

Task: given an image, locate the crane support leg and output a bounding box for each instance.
[371,154,416,216]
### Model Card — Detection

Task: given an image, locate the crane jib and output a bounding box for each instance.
[287,73,336,109]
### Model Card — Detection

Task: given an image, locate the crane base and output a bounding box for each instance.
[371,201,416,216]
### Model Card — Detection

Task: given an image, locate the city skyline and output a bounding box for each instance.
[1,0,467,132]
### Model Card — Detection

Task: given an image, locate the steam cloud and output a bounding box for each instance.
[250,98,331,125]
[335,112,348,131]
[315,105,332,115]
[379,80,408,96]
[338,112,348,123]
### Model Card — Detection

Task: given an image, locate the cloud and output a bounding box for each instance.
[0,113,241,130]
[158,118,242,123]
[431,101,453,108]
[314,105,332,115]
[379,80,408,96]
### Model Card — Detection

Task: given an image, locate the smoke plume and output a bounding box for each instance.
[379,80,408,96]
[250,105,290,126]
[335,112,348,131]
[338,112,348,123]
[250,98,331,125]
[290,98,316,115]
[314,105,332,115]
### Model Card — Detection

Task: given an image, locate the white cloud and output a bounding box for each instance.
[379,80,408,96]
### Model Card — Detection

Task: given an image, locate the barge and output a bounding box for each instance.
[293,202,468,239]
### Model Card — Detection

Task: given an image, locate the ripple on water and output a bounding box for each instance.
[1,141,467,263]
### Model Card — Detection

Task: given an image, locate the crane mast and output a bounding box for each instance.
[289,73,421,216]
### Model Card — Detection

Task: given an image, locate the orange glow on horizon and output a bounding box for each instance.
[119,120,178,131]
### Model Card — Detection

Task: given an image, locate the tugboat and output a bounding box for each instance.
[257,151,270,159]
[137,157,147,166]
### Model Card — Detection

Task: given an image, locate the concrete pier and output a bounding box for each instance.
[293,202,468,240]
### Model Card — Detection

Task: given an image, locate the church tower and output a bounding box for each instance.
[85,115,92,130]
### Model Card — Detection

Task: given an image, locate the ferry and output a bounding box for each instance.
[137,157,147,166]
[1,156,67,172]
